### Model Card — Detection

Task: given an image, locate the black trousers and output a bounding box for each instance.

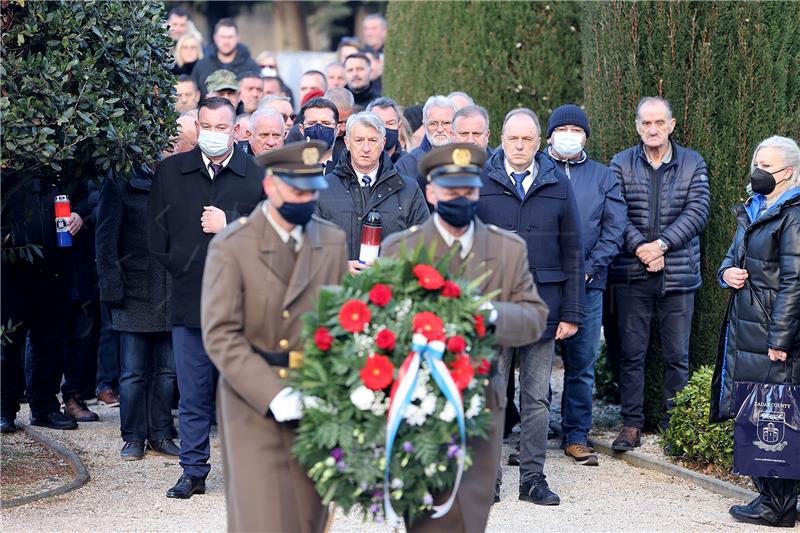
[61,299,99,400]
[1,255,71,419]
[614,275,695,428]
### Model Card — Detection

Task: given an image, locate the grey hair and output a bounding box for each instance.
[447,91,475,106]
[636,96,673,121]
[345,111,386,139]
[324,87,354,112]
[235,112,251,126]
[453,105,490,129]
[257,94,291,109]
[750,135,800,189]
[422,95,456,124]
[248,108,286,135]
[363,13,387,29]
[367,97,402,122]
[502,108,541,136]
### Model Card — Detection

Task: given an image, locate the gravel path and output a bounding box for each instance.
[1,370,769,533]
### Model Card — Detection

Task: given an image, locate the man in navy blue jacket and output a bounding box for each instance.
[544,104,626,466]
[608,97,710,451]
[478,108,584,506]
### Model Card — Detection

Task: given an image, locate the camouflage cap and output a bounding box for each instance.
[205,69,238,93]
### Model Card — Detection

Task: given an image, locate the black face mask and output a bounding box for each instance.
[436,196,479,228]
[750,167,789,195]
[384,128,399,152]
[277,199,316,226]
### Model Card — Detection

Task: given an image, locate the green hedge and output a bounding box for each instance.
[582,1,800,425]
[384,0,582,144]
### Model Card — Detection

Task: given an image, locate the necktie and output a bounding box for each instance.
[287,235,298,255]
[510,171,529,199]
[209,163,222,178]
[362,175,372,188]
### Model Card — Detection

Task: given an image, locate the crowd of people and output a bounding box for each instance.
[1,6,798,530]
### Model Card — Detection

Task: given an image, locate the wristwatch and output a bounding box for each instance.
[656,239,669,252]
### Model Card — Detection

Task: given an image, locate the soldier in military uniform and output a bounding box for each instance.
[201,141,348,532]
[381,143,549,532]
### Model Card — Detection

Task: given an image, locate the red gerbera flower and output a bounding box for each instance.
[339,299,371,333]
[448,354,475,391]
[446,335,467,354]
[369,284,392,307]
[441,281,461,298]
[474,314,486,338]
[412,264,445,291]
[360,354,395,391]
[314,327,333,351]
[375,328,396,352]
[412,312,445,341]
[477,358,491,376]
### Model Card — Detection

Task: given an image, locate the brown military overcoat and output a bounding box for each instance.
[381,216,548,533]
[201,204,348,533]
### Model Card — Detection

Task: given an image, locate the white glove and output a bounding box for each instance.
[478,301,499,325]
[269,387,303,422]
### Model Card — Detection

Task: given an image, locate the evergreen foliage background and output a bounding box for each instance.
[0,0,177,196]
[384,0,582,144]
[385,0,800,427]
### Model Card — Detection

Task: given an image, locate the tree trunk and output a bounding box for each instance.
[273,1,309,51]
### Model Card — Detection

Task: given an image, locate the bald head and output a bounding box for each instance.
[164,114,198,158]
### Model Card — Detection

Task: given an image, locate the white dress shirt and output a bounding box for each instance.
[201,148,235,180]
[262,202,303,252]
[504,158,538,194]
[432,213,474,259]
[356,166,380,187]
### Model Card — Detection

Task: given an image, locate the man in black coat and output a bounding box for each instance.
[477,108,584,506]
[343,53,381,108]
[608,97,710,450]
[148,97,264,499]
[316,111,429,274]
[191,19,259,96]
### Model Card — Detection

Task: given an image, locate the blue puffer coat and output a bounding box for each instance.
[477,150,584,340]
[609,140,711,292]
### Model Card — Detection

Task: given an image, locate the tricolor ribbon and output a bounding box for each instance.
[383,333,466,527]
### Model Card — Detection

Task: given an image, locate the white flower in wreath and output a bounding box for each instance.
[465,394,482,419]
[439,402,456,422]
[467,378,478,390]
[395,299,413,322]
[424,463,438,477]
[371,398,388,416]
[350,385,375,411]
[404,404,427,426]
[420,393,437,416]
[412,370,430,401]
[444,322,458,338]
[353,333,374,358]
[302,396,322,410]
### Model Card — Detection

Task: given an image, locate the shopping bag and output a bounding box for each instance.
[732,364,800,478]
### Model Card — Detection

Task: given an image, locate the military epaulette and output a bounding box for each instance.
[216,216,251,241]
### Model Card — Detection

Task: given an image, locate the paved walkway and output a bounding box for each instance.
[1,373,768,532]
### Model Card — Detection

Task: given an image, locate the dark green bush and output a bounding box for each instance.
[0,0,177,191]
[661,366,733,470]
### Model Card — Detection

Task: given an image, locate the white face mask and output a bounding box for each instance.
[197,129,231,157]
[552,131,584,157]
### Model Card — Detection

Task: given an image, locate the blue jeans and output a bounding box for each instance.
[96,303,119,395]
[560,288,603,446]
[172,326,218,479]
[119,331,177,442]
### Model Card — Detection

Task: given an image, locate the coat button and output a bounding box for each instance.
[278,368,289,379]
[282,310,290,319]
[279,339,289,349]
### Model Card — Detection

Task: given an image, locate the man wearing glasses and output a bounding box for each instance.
[258,95,295,139]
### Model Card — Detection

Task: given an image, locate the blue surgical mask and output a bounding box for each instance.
[197,129,232,157]
[304,124,336,150]
[384,128,399,152]
[551,131,584,157]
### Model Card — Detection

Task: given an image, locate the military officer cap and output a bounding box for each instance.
[205,69,239,93]
[256,140,329,190]
[418,143,487,188]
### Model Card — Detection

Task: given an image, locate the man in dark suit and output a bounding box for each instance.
[381,144,549,532]
[147,97,265,499]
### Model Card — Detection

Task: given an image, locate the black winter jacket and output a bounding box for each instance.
[609,141,711,292]
[477,150,585,340]
[97,166,171,332]
[316,151,430,259]
[191,44,260,96]
[710,192,800,422]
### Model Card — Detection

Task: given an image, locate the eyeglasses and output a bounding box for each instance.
[426,120,452,131]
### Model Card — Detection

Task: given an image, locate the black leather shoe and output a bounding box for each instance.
[508,452,520,466]
[30,411,78,430]
[520,474,560,506]
[166,474,206,499]
[0,416,17,433]
[120,441,145,461]
[148,438,180,457]
[729,478,798,528]
[730,498,796,528]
